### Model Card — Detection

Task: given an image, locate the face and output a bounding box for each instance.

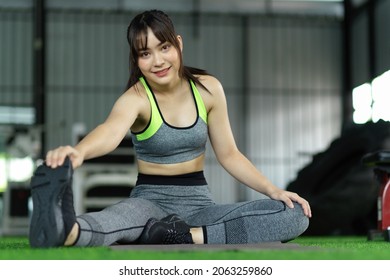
[137,27,182,87]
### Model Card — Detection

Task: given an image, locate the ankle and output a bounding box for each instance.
[190,227,204,244]
[64,222,79,246]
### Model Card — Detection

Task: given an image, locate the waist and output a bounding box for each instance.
[136,171,207,186]
[137,154,205,175]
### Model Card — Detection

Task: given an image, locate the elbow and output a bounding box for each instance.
[216,147,241,168]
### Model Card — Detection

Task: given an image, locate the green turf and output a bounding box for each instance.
[1,236,390,260]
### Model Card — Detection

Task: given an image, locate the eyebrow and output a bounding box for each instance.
[137,41,166,51]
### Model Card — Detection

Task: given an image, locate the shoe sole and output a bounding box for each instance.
[29,158,73,248]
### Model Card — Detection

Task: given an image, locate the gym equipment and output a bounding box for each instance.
[72,134,137,215]
[287,121,390,236]
[362,151,390,241]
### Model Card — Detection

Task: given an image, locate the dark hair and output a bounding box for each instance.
[125,10,210,91]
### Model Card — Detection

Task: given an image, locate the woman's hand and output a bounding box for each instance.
[268,189,312,218]
[45,145,84,169]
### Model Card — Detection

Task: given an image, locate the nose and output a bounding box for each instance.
[153,53,164,67]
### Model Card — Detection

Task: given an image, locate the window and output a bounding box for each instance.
[0,106,35,125]
[0,154,6,192]
[0,156,35,192]
[352,70,390,124]
[372,70,390,122]
[352,83,372,124]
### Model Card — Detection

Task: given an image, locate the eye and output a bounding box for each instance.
[139,51,150,58]
[161,44,171,52]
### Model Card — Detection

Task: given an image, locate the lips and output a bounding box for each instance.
[154,67,170,77]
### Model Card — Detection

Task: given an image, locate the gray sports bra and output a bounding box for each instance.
[131,77,208,164]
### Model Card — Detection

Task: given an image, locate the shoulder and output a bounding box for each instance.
[120,81,148,102]
[196,74,224,94]
[194,75,226,110]
[113,81,150,113]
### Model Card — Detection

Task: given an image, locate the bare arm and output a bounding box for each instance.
[204,76,311,217]
[46,88,142,169]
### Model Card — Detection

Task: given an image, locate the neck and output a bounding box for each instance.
[148,75,184,96]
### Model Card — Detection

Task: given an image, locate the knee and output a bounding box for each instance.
[288,202,310,236]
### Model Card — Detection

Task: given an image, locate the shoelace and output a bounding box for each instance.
[162,229,193,244]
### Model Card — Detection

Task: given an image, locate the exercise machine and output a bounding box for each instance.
[362,151,390,241]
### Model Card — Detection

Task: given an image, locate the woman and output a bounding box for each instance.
[29,9,311,248]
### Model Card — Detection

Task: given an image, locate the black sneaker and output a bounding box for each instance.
[139,215,194,244]
[29,157,76,248]
[160,214,183,223]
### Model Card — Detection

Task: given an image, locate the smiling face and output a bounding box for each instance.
[137,28,183,87]
[126,10,185,89]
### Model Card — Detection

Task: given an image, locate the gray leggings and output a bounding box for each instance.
[75,173,309,246]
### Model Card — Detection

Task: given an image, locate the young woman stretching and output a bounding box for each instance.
[29,9,311,247]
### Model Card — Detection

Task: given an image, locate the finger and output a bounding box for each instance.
[50,148,63,168]
[282,196,295,209]
[45,150,53,166]
[46,149,62,168]
[46,146,71,168]
[306,203,312,218]
[300,200,311,218]
[288,193,312,218]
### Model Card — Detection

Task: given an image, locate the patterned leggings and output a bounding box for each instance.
[75,172,309,246]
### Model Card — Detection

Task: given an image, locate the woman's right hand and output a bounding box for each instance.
[45,145,84,169]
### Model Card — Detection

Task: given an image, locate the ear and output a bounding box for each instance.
[177,35,183,52]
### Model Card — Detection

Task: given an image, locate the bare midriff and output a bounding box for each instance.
[136,154,205,176]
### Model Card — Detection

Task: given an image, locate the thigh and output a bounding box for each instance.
[79,197,169,227]
[186,198,286,226]
[77,197,169,244]
[187,199,308,243]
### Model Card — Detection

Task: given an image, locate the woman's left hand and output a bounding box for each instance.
[268,190,312,218]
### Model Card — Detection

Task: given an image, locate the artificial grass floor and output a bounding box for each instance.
[1,236,390,260]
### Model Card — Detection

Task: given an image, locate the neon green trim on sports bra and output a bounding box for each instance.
[190,80,208,124]
[135,77,207,141]
[137,77,163,141]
